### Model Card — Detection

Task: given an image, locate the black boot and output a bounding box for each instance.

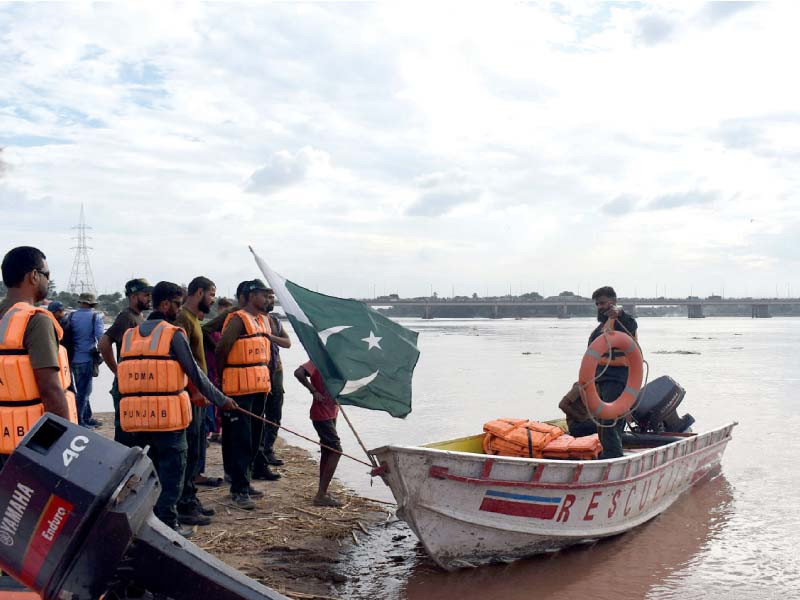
[252,465,281,481]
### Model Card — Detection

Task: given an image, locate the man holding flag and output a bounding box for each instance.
[294,360,343,507]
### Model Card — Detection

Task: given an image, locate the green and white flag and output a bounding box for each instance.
[251,248,420,418]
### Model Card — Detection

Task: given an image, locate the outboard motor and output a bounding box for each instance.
[0,413,287,600]
[631,375,695,433]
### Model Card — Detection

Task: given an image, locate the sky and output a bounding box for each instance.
[1,2,798,300]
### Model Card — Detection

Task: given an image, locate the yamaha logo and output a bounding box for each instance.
[0,482,35,547]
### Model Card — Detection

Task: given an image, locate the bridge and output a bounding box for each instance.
[364,298,800,319]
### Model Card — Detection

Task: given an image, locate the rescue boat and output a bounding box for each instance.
[369,376,737,571]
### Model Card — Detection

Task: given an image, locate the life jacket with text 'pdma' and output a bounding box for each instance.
[0,302,78,454]
[221,310,272,396]
[118,320,192,432]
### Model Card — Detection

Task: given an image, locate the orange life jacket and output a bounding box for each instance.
[0,302,78,454]
[482,419,565,458]
[541,433,603,460]
[221,310,272,396]
[118,320,192,432]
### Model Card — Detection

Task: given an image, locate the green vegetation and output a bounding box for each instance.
[50,290,127,316]
[0,279,127,318]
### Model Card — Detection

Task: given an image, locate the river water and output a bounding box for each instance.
[92,317,800,599]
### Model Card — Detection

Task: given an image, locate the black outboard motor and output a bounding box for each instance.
[631,375,695,433]
[0,413,287,600]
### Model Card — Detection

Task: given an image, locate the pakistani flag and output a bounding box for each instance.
[251,248,420,418]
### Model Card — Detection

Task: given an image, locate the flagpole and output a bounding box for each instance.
[336,401,379,468]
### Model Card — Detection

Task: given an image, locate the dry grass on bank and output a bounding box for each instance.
[94,413,393,600]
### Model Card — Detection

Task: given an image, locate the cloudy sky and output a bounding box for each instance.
[1,2,798,299]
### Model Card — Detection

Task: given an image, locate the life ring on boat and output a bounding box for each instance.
[578,330,643,420]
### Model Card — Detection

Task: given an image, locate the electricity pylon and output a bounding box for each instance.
[67,204,97,296]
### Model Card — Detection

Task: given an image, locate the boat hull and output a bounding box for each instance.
[370,422,735,570]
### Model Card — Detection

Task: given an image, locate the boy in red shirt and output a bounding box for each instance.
[294,360,342,507]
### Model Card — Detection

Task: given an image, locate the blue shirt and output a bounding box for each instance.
[68,308,104,364]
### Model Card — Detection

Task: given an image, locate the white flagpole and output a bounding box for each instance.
[335,401,379,468]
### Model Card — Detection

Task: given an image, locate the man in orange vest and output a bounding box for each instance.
[120,281,237,536]
[0,246,75,466]
[97,277,153,448]
[216,279,272,510]
[588,286,638,459]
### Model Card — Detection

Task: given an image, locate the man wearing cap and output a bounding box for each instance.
[46,301,67,328]
[252,287,291,480]
[66,292,104,428]
[215,279,273,510]
[98,278,153,445]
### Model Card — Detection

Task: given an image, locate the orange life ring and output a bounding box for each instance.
[578,330,643,420]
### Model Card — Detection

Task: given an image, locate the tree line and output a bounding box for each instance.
[0,280,128,317]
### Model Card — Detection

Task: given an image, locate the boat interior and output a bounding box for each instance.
[424,376,697,458]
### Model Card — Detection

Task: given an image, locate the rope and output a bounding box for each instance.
[579,315,651,429]
[234,405,375,468]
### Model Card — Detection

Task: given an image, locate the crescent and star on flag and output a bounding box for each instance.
[317,326,382,394]
[250,245,419,417]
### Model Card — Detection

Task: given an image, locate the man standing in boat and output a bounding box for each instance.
[588,286,637,459]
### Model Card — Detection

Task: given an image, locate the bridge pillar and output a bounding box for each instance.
[491,305,500,319]
[751,304,771,318]
[622,304,636,317]
[423,305,433,319]
[557,304,569,318]
[688,304,705,319]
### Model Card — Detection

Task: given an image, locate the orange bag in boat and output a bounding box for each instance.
[483,419,564,458]
[541,433,603,460]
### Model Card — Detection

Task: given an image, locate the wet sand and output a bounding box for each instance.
[94,413,393,600]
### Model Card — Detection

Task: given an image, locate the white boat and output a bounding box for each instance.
[369,420,737,570]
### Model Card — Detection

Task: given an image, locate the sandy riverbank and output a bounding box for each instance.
[93,413,394,600]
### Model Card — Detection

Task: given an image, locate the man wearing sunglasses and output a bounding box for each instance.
[0,246,74,465]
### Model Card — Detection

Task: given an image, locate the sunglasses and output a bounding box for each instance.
[34,268,50,280]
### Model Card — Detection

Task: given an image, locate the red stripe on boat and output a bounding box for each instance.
[479,497,558,519]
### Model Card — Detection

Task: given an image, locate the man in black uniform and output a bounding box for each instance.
[252,287,291,480]
[587,286,638,459]
[97,278,153,447]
